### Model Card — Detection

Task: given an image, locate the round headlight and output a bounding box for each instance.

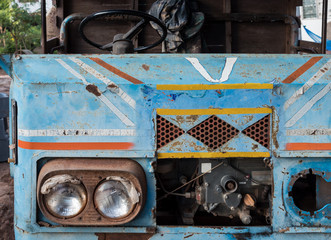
[94,177,139,219]
[41,175,87,218]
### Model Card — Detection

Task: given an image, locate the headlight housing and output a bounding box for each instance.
[37,158,146,226]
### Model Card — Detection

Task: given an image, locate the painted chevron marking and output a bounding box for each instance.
[186,57,237,83]
[282,57,323,83]
[89,57,143,84]
[285,81,331,127]
[18,140,134,150]
[284,59,331,110]
[70,57,136,109]
[286,143,331,151]
[156,83,273,90]
[18,129,136,137]
[286,129,331,136]
[56,59,135,127]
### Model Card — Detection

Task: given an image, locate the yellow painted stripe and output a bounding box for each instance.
[157,108,272,115]
[157,83,273,90]
[158,152,271,159]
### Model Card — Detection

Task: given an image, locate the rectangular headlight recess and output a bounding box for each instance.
[37,158,146,226]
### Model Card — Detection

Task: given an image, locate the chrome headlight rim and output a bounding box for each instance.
[40,174,88,219]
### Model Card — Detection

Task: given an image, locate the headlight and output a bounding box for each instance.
[41,174,87,218]
[94,177,139,219]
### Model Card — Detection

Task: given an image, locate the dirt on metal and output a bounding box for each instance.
[0,162,14,240]
[0,69,14,240]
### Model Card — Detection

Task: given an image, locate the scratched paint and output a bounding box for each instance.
[2,54,330,239]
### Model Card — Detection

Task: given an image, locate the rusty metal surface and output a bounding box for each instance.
[156,115,185,149]
[187,115,240,150]
[242,114,270,149]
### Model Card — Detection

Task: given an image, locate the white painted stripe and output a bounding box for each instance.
[56,59,89,85]
[286,129,331,136]
[18,129,136,137]
[221,58,238,82]
[70,57,136,109]
[286,82,331,127]
[186,57,237,83]
[98,94,134,127]
[284,59,331,110]
[56,59,135,127]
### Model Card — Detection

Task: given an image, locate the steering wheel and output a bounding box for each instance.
[79,9,167,52]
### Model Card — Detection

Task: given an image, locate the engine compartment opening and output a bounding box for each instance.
[156,158,272,226]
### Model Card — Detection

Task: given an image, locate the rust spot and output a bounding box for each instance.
[142,64,150,71]
[298,160,303,164]
[96,233,155,240]
[146,227,156,233]
[86,84,101,96]
[108,83,117,88]
[175,115,185,124]
[151,207,156,220]
[233,233,252,240]
[252,144,258,150]
[278,227,290,233]
[271,107,279,149]
[186,115,199,122]
[184,234,194,239]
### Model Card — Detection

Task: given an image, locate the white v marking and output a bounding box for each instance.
[186,57,237,83]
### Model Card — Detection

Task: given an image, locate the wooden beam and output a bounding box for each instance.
[223,0,231,53]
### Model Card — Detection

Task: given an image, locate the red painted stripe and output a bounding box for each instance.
[286,143,331,151]
[89,57,144,84]
[282,57,323,84]
[18,140,134,150]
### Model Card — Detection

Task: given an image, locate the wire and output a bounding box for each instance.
[157,161,224,201]
[156,172,186,198]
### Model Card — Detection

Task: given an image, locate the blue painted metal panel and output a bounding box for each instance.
[2,54,330,239]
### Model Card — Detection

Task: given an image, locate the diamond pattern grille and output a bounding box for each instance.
[242,115,270,149]
[156,114,271,150]
[157,115,185,149]
[187,115,239,149]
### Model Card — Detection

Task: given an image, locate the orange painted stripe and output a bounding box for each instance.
[18,140,134,150]
[286,143,331,151]
[282,57,323,84]
[89,57,144,84]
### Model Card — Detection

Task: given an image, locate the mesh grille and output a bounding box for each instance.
[157,115,185,149]
[187,115,239,149]
[242,115,270,149]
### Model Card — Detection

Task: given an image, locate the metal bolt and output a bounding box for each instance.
[224,195,228,199]
[238,194,242,199]
[230,207,235,211]
[204,182,209,187]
